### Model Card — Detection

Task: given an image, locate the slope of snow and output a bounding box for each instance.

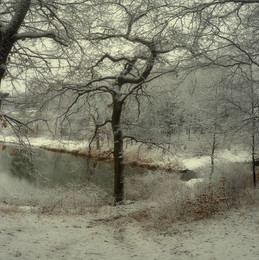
[0,203,259,260]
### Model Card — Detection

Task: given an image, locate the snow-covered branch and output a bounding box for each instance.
[13,31,68,46]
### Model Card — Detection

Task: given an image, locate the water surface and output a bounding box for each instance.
[0,146,117,196]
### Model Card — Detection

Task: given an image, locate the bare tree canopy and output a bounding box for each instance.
[1,0,258,202]
[178,0,259,68]
[0,0,84,88]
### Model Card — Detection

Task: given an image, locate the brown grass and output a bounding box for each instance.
[41,146,180,172]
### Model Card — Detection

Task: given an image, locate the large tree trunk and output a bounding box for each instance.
[252,122,257,188]
[0,36,14,87]
[111,93,124,203]
[251,77,257,188]
[0,35,11,86]
[0,0,31,87]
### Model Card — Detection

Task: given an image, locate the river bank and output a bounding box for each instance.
[0,135,252,173]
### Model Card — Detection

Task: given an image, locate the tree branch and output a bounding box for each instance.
[13,31,68,46]
[91,53,131,69]
[88,119,112,154]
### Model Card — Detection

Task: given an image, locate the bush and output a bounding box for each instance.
[125,171,181,201]
[151,162,253,224]
[214,162,251,206]
[178,178,229,220]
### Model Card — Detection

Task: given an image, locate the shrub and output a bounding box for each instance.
[152,162,253,224]
[179,177,229,220]
[212,162,251,206]
[125,171,181,201]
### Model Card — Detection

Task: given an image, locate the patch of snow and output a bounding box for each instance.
[218,149,251,163]
[181,156,210,170]
[181,149,251,171]
[186,178,203,187]
[18,206,33,212]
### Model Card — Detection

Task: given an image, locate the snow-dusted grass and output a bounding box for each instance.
[1,183,114,215]
[125,171,181,201]
[3,175,258,260]
[1,201,259,260]
[213,162,252,205]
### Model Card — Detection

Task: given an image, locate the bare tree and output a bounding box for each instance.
[0,0,76,87]
[14,0,258,202]
[0,0,90,140]
[223,65,259,187]
[178,0,259,69]
[32,0,200,203]
[196,71,230,178]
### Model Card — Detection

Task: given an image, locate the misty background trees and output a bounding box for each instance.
[0,0,258,202]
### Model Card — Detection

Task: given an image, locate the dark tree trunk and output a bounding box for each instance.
[0,36,12,86]
[0,0,31,87]
[252,129,257,188]
[251,85,257,188]
[111,92,124,203]
[210,133,216,180]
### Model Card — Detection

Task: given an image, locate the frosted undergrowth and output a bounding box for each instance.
[0,183,114,214]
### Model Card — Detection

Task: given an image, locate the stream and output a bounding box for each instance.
[0,146,146,197]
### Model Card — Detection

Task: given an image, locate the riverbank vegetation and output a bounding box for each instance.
[1,158,257,227]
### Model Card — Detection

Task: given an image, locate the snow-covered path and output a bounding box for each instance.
[1,203,259,260]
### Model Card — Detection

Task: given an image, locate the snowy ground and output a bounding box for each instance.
[1,135,259,259]
[182,148,251,171]
[1,201,259,260]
